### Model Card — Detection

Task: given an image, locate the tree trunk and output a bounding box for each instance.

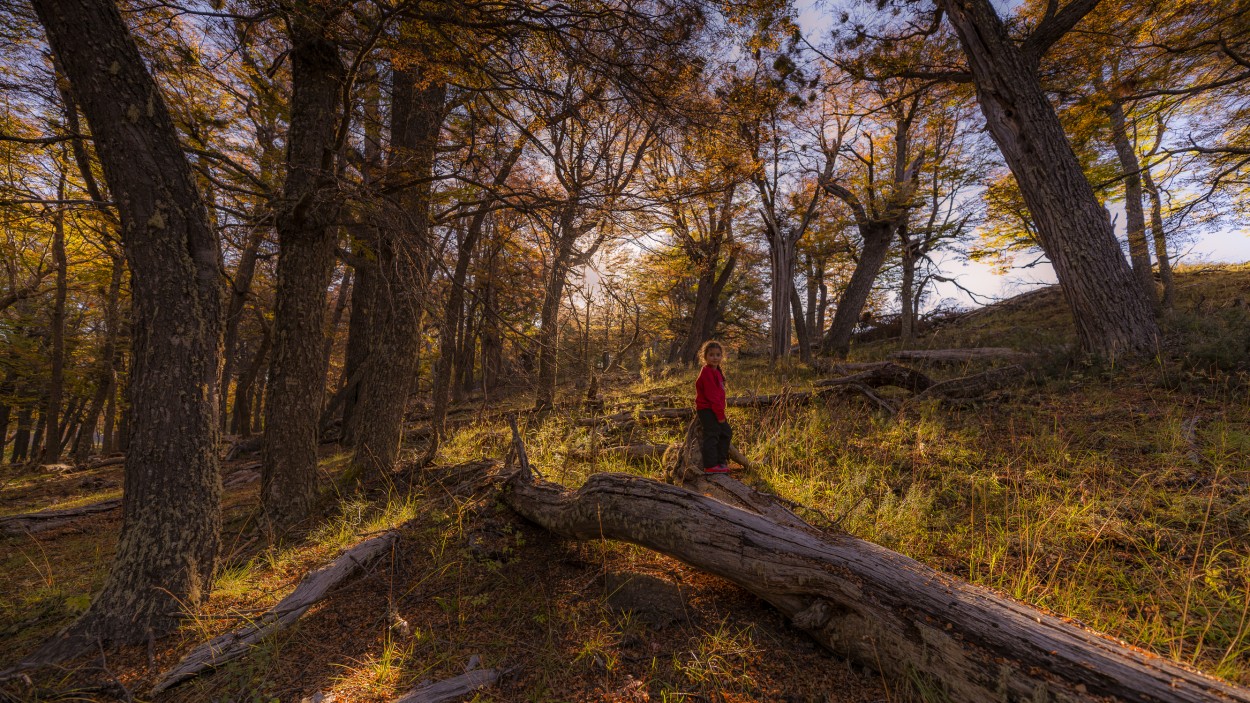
[676,253,736,365]
[73,253,123,464]
[10,404,31,464]
[789,286,811,363]
[535,206,579,409]
[31,0,222,649]
[220,226,266,431]
[1104,94,1157,311]
[899,227,917,346]
[42,183,68,464]
[823,223,893,358]
[233,328,271,438]
[804,254,817,334]
[768,235,795,363]
[815,260,827,336]
[262,14,345,532]
[936,0,1160,357]
[339,257,374,446]
[348,69,445,478]
[320,265,351,387]
[503,469,1250,703]
[1141,166,1175,310]
[432,141,522,436]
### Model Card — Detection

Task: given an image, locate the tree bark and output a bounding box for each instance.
[936,0,1160,357]
[535,205,580,409]
[11,404,32,464]
[503,470,1250,703]
[233,326,271,438]
[348,68,445,478]
[31,0,222,648]
[823,223,893,357]
[1104,94,1157,311]
[1141,166,1175,310]
[768,235,795,362]
[262,12,345,532]
[789,285,812,363]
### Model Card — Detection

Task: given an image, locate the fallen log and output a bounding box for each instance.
[80,455,125,471]
[0,498,122,535]
[392,667,507,703]
[815,361,933,393]
[914,364,1024,401]
[888,347,1034,365]
[502,474,1249,701]
[151,531,398,694]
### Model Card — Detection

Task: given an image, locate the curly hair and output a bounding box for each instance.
[698,340,723,365]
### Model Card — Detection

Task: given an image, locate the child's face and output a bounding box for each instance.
[705,347,723,366]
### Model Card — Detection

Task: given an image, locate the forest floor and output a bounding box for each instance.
[2,264,1249,702]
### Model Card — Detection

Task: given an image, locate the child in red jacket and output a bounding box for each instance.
[695,340,731,473]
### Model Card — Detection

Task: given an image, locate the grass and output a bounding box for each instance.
[1,265,1248,701]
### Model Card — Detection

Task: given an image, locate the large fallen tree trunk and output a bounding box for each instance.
[0,498,122,535]
[815,361,933,393]
[888,347,1034,364]
[502,472,1249,701]
[151,531,398,694]
[914,364,1024,401]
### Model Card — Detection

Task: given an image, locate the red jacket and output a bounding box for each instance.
[695,365,726,421]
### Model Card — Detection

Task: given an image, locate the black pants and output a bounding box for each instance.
[697,408,731,468]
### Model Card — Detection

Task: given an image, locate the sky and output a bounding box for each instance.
[794,0,1250,311]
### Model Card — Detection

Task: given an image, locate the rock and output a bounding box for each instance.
[603,572,687,629]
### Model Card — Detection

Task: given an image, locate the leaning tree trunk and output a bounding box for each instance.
[675,253,735,365]
[535,206,579,409]
[789,286,812,363]
[823,222,893,358]
[503,468,1250,703]
[349,70,445,479]
[432,141,523,436]
[1105,94,1157,311]
[262,15,345,533]
[31,0,222,649]
[1141,166,1175,310]
[936,0,1160,358]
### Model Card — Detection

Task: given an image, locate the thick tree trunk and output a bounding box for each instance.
[73,254,122,464]
[1105,95,1157,311]
[768,236,795,363]
[262,15,345,532]
[1141,167,1175,310]
[503,469,1250,703]
[31,0,222,649]
[349,71,445,478]
[41,191,68,464]
[676,253,736,365]
[936,0,1159,357]
[823,223,892,358]
[220,227,266,431]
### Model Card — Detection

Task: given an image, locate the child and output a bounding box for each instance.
[694,340,732,474]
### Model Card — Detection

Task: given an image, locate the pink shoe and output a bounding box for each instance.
[704,464,730,474]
